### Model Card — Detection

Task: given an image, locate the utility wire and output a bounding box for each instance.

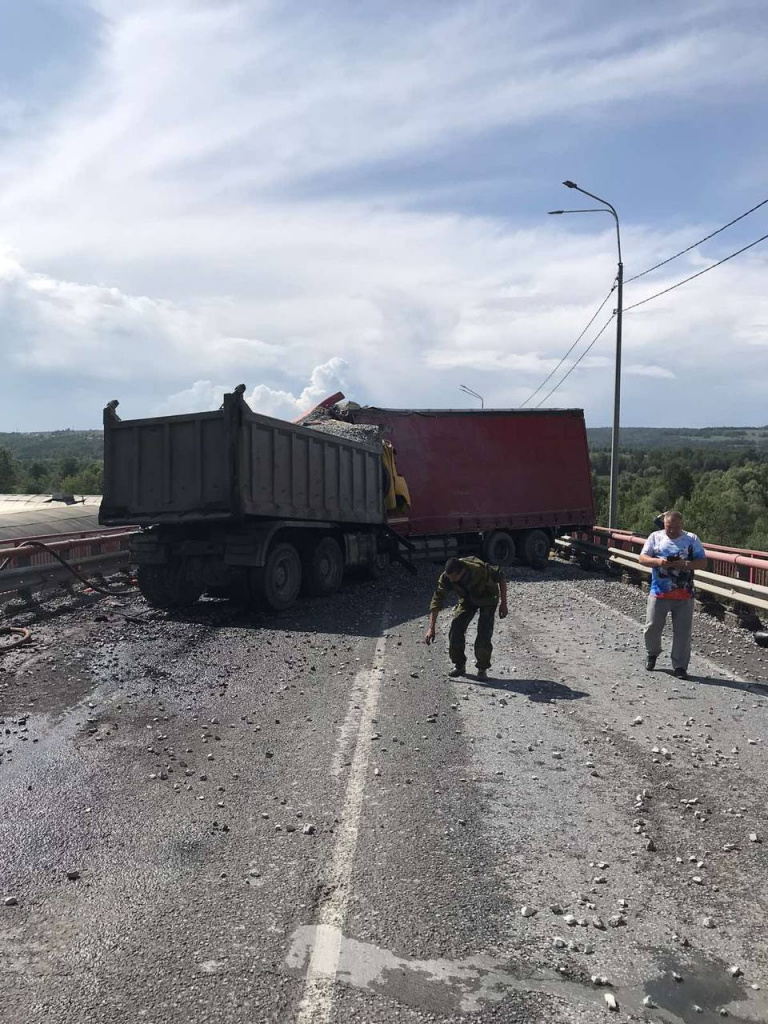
[529,198,767,406]
[519,281,616,408]
[534,314,616,407]
[625,198,767,283]
[625,231,768,313]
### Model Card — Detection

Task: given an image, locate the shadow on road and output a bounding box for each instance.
[474,677,588,702]
[690,674,768,698]
[158,561,596,639]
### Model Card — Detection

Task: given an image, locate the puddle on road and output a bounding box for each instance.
[286,926,768,1020]
[644,953,763,1023]
[286,925,591,1015]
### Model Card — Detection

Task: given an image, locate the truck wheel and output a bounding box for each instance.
[484,530,516,566]
[303,537,344,597]
[520,529,551,570]
[137,562,204,609]
[255,542,302,611]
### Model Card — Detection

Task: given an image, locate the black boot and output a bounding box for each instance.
[645,655,657,671]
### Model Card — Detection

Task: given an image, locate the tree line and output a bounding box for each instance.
[0,449,103,496]
[591,447,768,549]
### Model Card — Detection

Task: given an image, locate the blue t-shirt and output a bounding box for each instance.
[641,529,706,599]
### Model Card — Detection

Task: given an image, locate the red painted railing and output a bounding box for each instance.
[578,527,768,589]
[0,528,136,569]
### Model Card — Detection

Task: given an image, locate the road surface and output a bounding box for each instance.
[2,559,768,1023]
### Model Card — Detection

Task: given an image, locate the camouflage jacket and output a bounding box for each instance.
[430,557,505,611]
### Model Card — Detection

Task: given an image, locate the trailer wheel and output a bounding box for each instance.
[520,529,551,570]
[137,562,204,609]
[484,530,516,566]
[254,542,302,611]
[303,537,344,597]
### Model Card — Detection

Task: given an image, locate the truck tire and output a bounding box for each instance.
[520,529,551,570]
[484,530,516,566]
[254,542,302,611]
[137,562,204,609]
[303,537,344,597]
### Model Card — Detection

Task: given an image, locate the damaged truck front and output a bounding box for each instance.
[99,388,396,610]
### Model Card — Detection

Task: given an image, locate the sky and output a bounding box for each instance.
[0,0,767,431]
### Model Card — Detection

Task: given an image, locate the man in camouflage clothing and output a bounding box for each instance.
[425,556,508,681]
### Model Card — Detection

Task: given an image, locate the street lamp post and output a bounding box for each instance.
[459,384,484,408]
[549,181,623,529]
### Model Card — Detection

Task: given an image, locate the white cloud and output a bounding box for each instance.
[625,364,676,379]
[0,246,285,380]
[0,1,767,429]
[159,380,227,415]
[161,357,349,420]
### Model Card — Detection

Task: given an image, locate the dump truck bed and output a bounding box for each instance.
[99,393,384,527]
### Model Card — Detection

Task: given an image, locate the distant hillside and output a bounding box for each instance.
[587,426,768,450]
[0,430,103,462]
[4,425,768,460]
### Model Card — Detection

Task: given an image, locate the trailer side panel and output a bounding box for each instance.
[346,407,594,536]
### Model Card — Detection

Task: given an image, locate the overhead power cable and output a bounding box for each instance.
[519,281,616,408]
[534,314,615,407]
[625,197,768,283]
[625,231,768,313]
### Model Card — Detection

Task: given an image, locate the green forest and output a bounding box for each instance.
[1,427,768,550]
[0,431,103,496]
[591,447,768,549]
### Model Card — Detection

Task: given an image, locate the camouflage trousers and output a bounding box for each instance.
[449,601,497,671]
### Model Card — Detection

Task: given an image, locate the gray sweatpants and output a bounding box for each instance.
[644,595,694,670]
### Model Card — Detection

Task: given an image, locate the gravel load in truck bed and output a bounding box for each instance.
[302,415,382,448]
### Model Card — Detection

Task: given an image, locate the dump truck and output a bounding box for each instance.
[99,388,595,610]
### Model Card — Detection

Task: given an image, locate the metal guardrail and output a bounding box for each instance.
[0,528,137,599]
[558,528,768,622]
[584,526,768,588]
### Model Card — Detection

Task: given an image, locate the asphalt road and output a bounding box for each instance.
[2,559,768,1024]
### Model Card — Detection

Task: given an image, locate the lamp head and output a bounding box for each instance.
[548,210,563,215]
[563,180,578,189]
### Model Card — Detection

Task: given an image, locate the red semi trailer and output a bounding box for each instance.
[344,406,595,568]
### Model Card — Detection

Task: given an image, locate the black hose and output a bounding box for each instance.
[0,626,32,653]
[0,539,135,596]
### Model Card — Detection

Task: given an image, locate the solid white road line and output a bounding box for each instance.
[295,605,390,1023]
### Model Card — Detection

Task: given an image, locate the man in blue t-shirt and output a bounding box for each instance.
[638,510,707,679]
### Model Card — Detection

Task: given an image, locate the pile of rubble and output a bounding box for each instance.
[302,409,382,449]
